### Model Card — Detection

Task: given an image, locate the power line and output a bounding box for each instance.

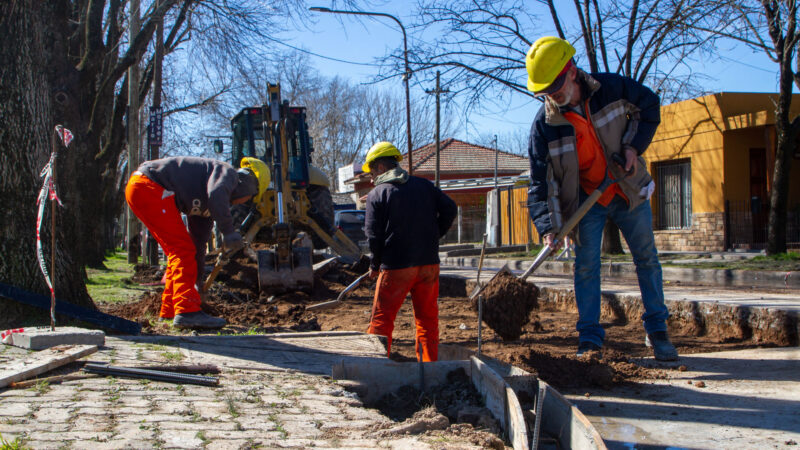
[717,54,776,73]
[262,34,376,67]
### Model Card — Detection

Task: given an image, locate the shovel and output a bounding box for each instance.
[471,158,630,300]
[306,272,370,311]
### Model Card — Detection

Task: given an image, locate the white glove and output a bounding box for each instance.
[639,181,655,200]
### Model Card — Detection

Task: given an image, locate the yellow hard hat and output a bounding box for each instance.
[525,36,576,95]
[240,157,270,203]
[362,141,402,173]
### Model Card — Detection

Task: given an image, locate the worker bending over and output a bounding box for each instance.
[125,156,265,329]
[525,37,678,361]
[363,142,457,362]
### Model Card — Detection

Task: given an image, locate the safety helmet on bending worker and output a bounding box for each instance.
[525,36,576,96]
[239,157,270,203]
[362,141,403,173]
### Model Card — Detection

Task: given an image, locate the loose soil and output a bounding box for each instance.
[472,270,539,341]
[102,255,787,393]
[366,367,505,449]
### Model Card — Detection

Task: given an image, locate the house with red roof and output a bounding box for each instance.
[338,138,529,242]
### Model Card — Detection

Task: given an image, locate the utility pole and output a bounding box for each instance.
[493,134,498,189]
[126,0,141,264]
[491,135,500,247]
[425,71,449,187]
[144,0,164,266]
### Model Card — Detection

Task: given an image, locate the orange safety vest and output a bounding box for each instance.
[563,101,627,207]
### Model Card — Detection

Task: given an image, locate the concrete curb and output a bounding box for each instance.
[457,277,800,347]
[442,256,800,289]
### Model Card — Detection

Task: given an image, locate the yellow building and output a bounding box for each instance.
[646,92,800,251]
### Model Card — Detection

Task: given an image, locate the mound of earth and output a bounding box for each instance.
[368,368,505,448]
[130,264,163,284]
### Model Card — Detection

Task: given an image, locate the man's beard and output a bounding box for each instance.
[554,82,575,107]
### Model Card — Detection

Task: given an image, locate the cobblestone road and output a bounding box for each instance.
[0,334,491,449]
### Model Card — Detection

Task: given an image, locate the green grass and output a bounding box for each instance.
[160,351,184,362]
[29,380,51,395]
[0,432,27,450]
[85,250,149,304]
[666,252,800,271]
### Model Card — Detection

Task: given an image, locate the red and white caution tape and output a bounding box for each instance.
[1,328,25,345]
[35,125,73,327]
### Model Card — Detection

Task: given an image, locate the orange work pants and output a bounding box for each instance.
[367,264,439,362]
[125,174,201,318]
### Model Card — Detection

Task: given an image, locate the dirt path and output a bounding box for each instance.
[101,260,786,392]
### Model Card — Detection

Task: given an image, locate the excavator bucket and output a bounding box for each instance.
[257,234,313,293]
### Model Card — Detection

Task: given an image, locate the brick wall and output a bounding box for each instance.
[653,212,726,251]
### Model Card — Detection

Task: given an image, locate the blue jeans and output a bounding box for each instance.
[573,194,669,346]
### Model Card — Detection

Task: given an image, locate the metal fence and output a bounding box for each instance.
[442,204,486,244]
[725,199,800,249]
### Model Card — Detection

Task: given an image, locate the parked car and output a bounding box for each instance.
[334,209,367,252]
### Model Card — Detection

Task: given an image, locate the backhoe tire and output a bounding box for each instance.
[306,185,335,249]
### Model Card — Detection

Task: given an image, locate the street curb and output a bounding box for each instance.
[452,276,800,347]
[441,256,800,289]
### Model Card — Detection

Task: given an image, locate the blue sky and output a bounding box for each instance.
[279,3,785,146]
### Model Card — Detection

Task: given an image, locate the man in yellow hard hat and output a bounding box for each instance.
[125,156,263,329]
[362,141,457,362]
[525,36,677,361]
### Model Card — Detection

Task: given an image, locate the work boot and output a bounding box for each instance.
[173,311,226,330]
[576,341,602,358]
[646,331,679,361]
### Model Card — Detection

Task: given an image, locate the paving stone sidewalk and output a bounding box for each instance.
[0,334,490,449]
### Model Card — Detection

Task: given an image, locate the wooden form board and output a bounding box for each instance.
[470,356,530,450]
[540,382,607,449]
[0,345,97,388]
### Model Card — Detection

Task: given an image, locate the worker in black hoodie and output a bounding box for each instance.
[363,141,457,362]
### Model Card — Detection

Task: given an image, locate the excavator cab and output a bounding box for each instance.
[231,106,312,189]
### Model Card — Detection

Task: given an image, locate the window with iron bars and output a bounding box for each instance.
[654,159,692,230]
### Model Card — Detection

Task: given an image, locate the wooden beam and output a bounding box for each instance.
[0,345,98,388]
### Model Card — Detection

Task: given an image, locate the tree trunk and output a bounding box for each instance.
[0,2,95,326]
[602,219,625,254]
[766,49,795,255]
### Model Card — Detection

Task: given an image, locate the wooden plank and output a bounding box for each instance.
[470,357,509,429]
[0,283,141,335]
[505,385,530,450]
[0,345,97,388]
[540,383,607,450]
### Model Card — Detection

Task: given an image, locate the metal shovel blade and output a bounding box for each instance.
[306,272,370,311]
[469,264,513,300]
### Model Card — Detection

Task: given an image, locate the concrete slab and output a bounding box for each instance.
[564,347,800,449]
[8,327,105,350]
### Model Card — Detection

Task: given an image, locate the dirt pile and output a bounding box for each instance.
[368,368,505,448]
[504,348,667,389]
[130,264,163,284]
[105,253,370,333]
[472,270,539,341]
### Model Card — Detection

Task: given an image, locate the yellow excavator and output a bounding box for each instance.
[205,83,361,293]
